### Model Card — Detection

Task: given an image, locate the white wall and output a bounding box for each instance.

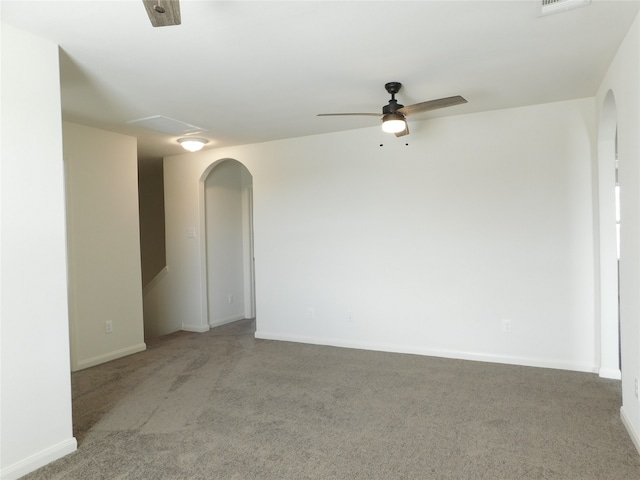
[159,155,210,333]
[0,23,77,479]
[161,97,597,373]
[596,13,640,452]
[63,122,146,371]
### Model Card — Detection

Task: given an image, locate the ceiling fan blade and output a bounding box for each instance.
[398,95,467,116]
[395,124,409,137]
[143,0,181,27]
[317,113,381,117]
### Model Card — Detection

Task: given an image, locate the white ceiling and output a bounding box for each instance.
[2,0,638,162]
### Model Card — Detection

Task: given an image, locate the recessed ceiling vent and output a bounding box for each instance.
[540,0,591,16]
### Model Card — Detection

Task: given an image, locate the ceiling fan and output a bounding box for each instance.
[143,0,181,27]
[318,82,467,137]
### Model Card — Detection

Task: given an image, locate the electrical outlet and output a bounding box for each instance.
[105,320,113,334]
[635,379,639,399]
[502,319,512,333]
[307,307,315,319]
[228,293,234,304]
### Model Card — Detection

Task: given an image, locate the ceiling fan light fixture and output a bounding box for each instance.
[178,137,208,152]
[381,113,407,134]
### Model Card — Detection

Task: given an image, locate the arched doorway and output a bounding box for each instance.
[201,159,255,327]
[597,90,620,379]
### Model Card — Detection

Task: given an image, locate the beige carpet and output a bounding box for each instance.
[23,319,640,479]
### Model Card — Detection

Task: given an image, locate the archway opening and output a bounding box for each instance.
[202,159,255,328]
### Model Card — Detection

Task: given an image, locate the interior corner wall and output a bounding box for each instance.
[596,12,640,451]
[63,122,146,371]
[162,96,597,374]
[0,22,77,480]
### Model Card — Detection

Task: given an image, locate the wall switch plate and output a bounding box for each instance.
[105,320,113,334]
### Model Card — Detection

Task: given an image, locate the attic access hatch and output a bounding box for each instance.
[540,0,591,16]
[127,115,206,136]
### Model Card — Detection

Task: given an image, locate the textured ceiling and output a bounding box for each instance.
[2,0,638,161]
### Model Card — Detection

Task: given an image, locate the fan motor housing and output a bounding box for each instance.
[383,99,403,114]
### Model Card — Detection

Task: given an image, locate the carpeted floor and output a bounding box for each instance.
[23,319,640,479]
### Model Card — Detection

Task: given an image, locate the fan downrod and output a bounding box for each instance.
[383,82,404,114]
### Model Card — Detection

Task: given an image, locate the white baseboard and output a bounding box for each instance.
[182,315,244,333]
[209,314,245,328]
[621,406,640,455]
[254,331,597,374]
[74,343,147,371]
[0,437,77,480]
[182,322,210,333]
[599,367,622,380]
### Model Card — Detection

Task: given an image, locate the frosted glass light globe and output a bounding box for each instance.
[178,138,208,152]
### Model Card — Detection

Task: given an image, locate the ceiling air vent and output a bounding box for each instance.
[540,0,590,16]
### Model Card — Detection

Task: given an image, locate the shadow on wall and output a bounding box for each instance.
[138,157,166,288]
